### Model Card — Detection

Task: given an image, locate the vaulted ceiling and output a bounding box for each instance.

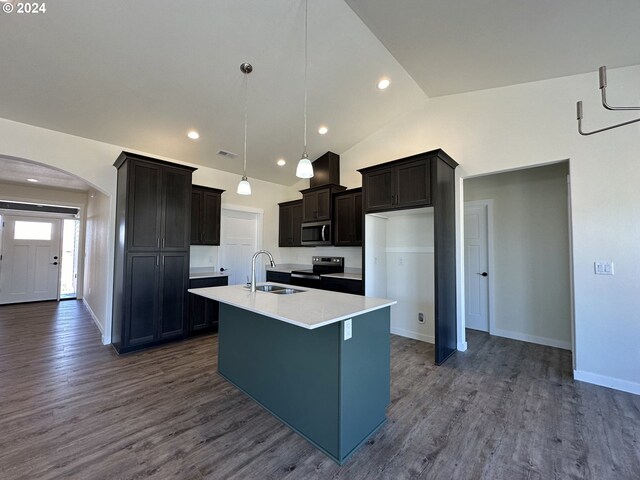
[1,0,639,186]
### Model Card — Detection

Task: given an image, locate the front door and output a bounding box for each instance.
[0,215,62,304]
[464,203,489,332]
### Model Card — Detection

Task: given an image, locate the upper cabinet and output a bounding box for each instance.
[301,185,346,222]
[191,185,224,246]
[333,188,362,246]
[279,200,303,247]
[120,155,193,251]
[360,157,431,213]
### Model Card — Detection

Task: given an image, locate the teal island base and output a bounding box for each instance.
[218,303,391,464]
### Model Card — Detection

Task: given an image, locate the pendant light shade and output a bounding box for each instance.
[296,0,314,179]
[296,153,313,178]
[237,175,251,195]
[238,62,253,195]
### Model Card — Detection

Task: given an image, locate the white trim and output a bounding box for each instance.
[390,326,435,344]
[82,298,107,345]
[385,246,434,254]
[457,341,468,351]
[491,327,571,350]
[566,168,577,370]
[574,369,640,396]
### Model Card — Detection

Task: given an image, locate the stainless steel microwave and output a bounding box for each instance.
[301,221,332,246]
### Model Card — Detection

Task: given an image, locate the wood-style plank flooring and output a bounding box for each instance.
[1,300,638,479]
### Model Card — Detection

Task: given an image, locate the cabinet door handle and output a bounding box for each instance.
[391,195,395,205]
[157,238,160,248]
[162,238,166,248]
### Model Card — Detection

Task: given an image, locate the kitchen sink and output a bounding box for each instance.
[254,285,303,295]
[255,284,283,292]
[270,288,303,295]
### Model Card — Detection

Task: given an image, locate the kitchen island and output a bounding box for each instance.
[189,283,396,464]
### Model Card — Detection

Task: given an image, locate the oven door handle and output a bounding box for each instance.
[321,224,327,242]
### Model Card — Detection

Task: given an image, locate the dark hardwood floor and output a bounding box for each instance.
[1,301,638,479]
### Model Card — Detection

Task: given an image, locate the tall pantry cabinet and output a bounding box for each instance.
[112,152,196,353]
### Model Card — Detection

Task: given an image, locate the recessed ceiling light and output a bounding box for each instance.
[277,159,286,166]
[318,126,328,135]
[377,78,391,90]
[27,178,39,183]
[187,130,200,140]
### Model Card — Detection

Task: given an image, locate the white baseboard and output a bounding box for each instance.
[491,327,571,350]
[390,326,435,344]
[574,370,640,396]
[457,341,468,352]
[82,298,108,345]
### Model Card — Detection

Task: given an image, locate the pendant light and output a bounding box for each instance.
[237,62,253,195]
[296,0,314,179]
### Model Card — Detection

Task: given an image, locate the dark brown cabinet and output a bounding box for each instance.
[189,276,228,334]
[266,270,292,284]
[112,152,195,354]
[301,185,346,222]
[361,157,431,213]
[191,185,224,245]
[126,161,193,251]
[333,188,362,246]
[320,276,363,295]
[359,149,459,365]
[278,200,303,247]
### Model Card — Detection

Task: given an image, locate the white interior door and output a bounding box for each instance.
[218,208,260,286]
[0,215,62,304]
[464,203,489,332]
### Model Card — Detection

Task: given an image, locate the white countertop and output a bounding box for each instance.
[265,264,311,273]
[189,268,230,279]
[188,283,395,330]
[321,272,363,281]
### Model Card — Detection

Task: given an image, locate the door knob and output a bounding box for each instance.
[476,272,488,277]
[51,262,59,266]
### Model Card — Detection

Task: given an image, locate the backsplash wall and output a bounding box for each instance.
[279,246,362,269]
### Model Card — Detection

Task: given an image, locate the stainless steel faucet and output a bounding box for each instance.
[250,250,276,292]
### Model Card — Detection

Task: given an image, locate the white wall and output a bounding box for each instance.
[339,65,640,394]
[281,246,362,269]
[364,215,387,297]
[83,190,111,339]
[365,210,435,343]
[465,162,571,349]
[386,211,435,343]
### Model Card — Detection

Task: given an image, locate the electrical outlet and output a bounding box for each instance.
[594,261,614,275]
[344,319,352,340]
[418,312,425,324]
[399,257,404,266]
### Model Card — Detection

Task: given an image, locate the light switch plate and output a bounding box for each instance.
[344,319,352,340]
[594,261,614,275]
